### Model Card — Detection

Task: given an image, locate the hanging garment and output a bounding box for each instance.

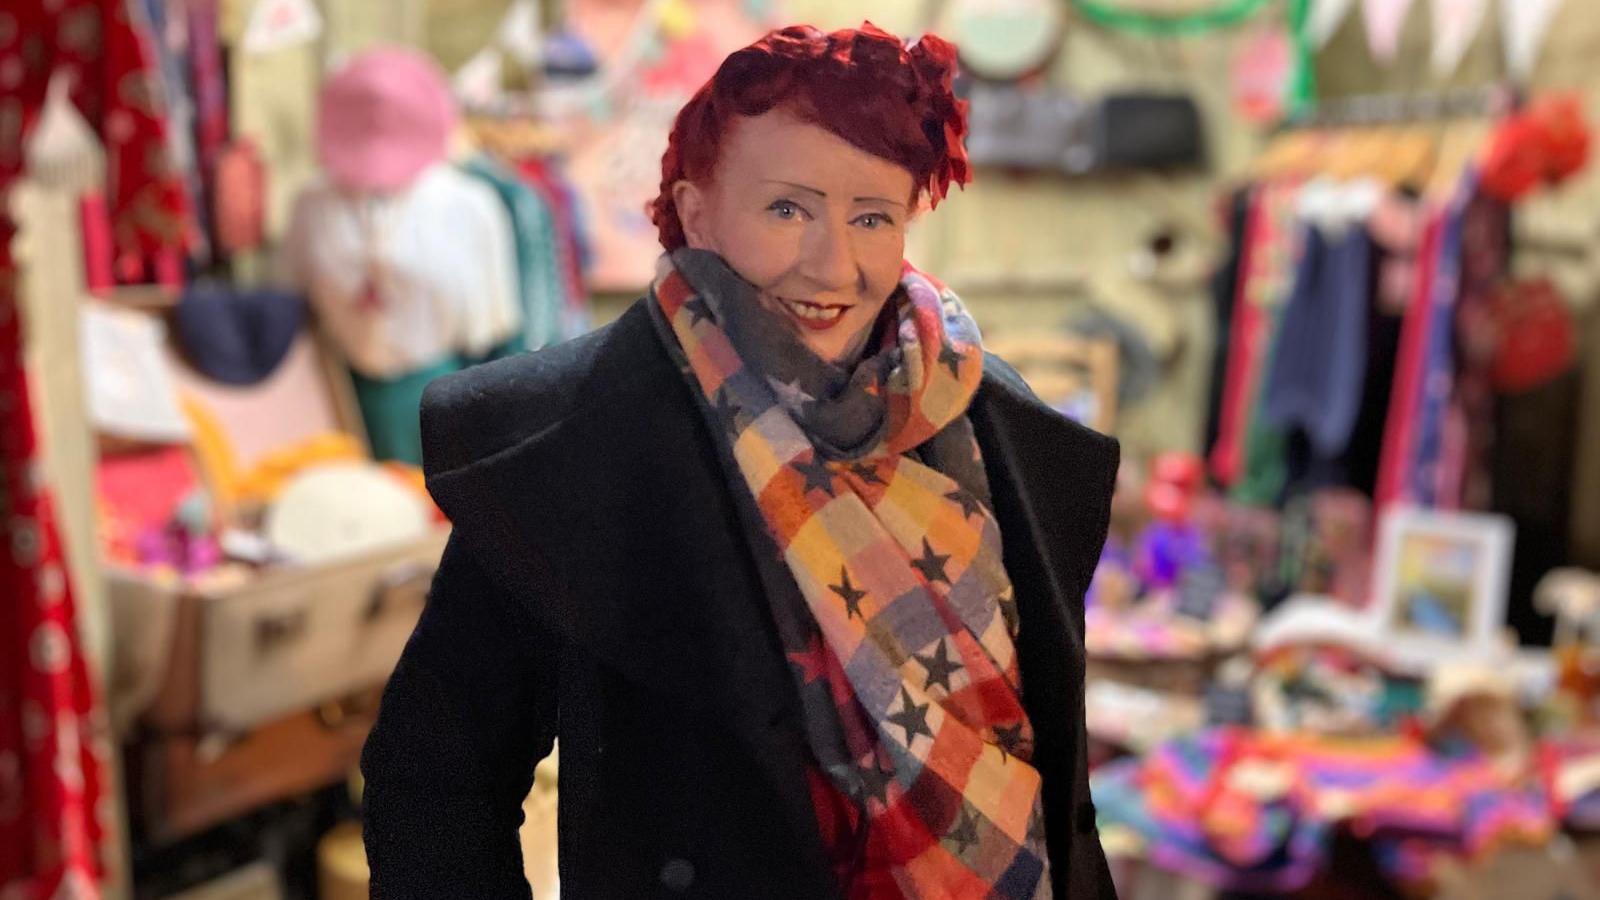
[1262,201,1376,462]
[287,163,521,378]
[0,2,190,895]
[141,0,210,264]
[1231,183,1308,506]
[516,157,593,338]
[1451,193,1512,511]
[1376,204,1446,510]
[461,154,564,351]
[1210,193,1268,486]
[1406,185,1470,509]
[1205,188,1253,459]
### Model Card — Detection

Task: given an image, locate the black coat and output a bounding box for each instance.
[360,299,1121,899]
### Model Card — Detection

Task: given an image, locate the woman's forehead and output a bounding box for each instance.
[717,110,915,201]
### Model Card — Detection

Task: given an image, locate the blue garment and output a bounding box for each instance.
[1262,222,1373,460]
[1408,188,1468,507]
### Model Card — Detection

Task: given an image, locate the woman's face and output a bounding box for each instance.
[673,108,916,363]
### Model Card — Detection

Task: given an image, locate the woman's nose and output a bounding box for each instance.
[798,220,857,292]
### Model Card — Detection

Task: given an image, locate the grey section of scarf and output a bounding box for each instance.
[665,248,993,509]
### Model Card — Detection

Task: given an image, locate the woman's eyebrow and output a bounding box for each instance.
[764,180,906,208]
[765,179,827,198]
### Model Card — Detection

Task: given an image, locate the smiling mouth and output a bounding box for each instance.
[775,296,851,329]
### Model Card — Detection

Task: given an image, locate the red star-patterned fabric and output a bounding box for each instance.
[1,1,189,895]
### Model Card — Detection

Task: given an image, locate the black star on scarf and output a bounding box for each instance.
[994,723,1027,763]
[938,342,965,379]
[944,488,984,520]
[712,387,749,439]
[857,758,894,807]
[911,538,951,585]
[913,638,961,693]
[887,686,933,746]
[830,567,867,620]
[849,463,886,486]
[684,296,713,326]
[791,455,837,497]
[946,807,980,856]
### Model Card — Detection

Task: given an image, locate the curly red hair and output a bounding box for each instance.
[647,22,971,252]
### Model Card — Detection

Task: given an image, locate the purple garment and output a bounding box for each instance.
[1261,222,1373,459]
[1135,521,1209,590]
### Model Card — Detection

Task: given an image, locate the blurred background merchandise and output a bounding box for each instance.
[7,0,1600,897]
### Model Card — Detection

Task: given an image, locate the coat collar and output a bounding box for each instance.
[425,299,1105,872]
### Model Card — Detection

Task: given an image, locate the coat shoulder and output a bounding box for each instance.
[419,300,659,479]
[979,351,1120,473]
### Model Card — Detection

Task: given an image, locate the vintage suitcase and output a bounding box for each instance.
[105,322,451,843]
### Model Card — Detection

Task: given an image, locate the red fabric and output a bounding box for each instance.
[1375,212,1444,510]
[1481,95,1592,201]
[807,763,913,898]
[94,447,201,565]
[1489,279,1576,393]
[1,1,189,894]
[1209,190,1266,486]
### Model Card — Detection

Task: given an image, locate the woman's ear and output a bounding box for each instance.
[672,179,713,250]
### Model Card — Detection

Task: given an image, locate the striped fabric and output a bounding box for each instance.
[654,259,1051,898]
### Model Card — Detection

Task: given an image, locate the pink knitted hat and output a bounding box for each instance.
[316,47,457,192]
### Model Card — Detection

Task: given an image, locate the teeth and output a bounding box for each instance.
[783,298,845,322]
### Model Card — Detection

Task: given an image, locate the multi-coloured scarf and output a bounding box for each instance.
[652,250,1051,898]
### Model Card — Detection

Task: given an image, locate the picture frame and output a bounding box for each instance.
[1365,506,1516,671]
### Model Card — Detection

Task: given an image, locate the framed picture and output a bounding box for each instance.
[1366,507,1515,670]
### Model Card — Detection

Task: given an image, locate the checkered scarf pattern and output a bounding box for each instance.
[654,260,1052,898]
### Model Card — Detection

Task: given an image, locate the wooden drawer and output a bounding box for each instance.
[129,697,376,846]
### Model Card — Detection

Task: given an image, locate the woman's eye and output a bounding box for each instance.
[855,213,892,230]
[769,200,803,220]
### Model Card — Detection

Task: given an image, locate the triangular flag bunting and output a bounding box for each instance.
[1500,0,1564,80]
[241,0,323,55]
[1361,0,1416,64]
[1430,0,1489,76]
[1307,0,1359,49]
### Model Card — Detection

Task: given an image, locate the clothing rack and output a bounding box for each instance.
[1282,86,1518,129]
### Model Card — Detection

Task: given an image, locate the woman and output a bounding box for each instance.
[361,23,1119,899]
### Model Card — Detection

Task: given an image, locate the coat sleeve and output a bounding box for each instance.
[360,531,559,899]
[1073,435,1121,900]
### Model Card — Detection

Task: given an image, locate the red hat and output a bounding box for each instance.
[316,47,457,193]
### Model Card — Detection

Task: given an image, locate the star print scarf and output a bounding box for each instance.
[651,250,1051,898]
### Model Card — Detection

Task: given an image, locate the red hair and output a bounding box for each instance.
[647,22,971,252]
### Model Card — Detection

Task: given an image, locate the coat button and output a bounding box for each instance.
[659,857,695,892]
